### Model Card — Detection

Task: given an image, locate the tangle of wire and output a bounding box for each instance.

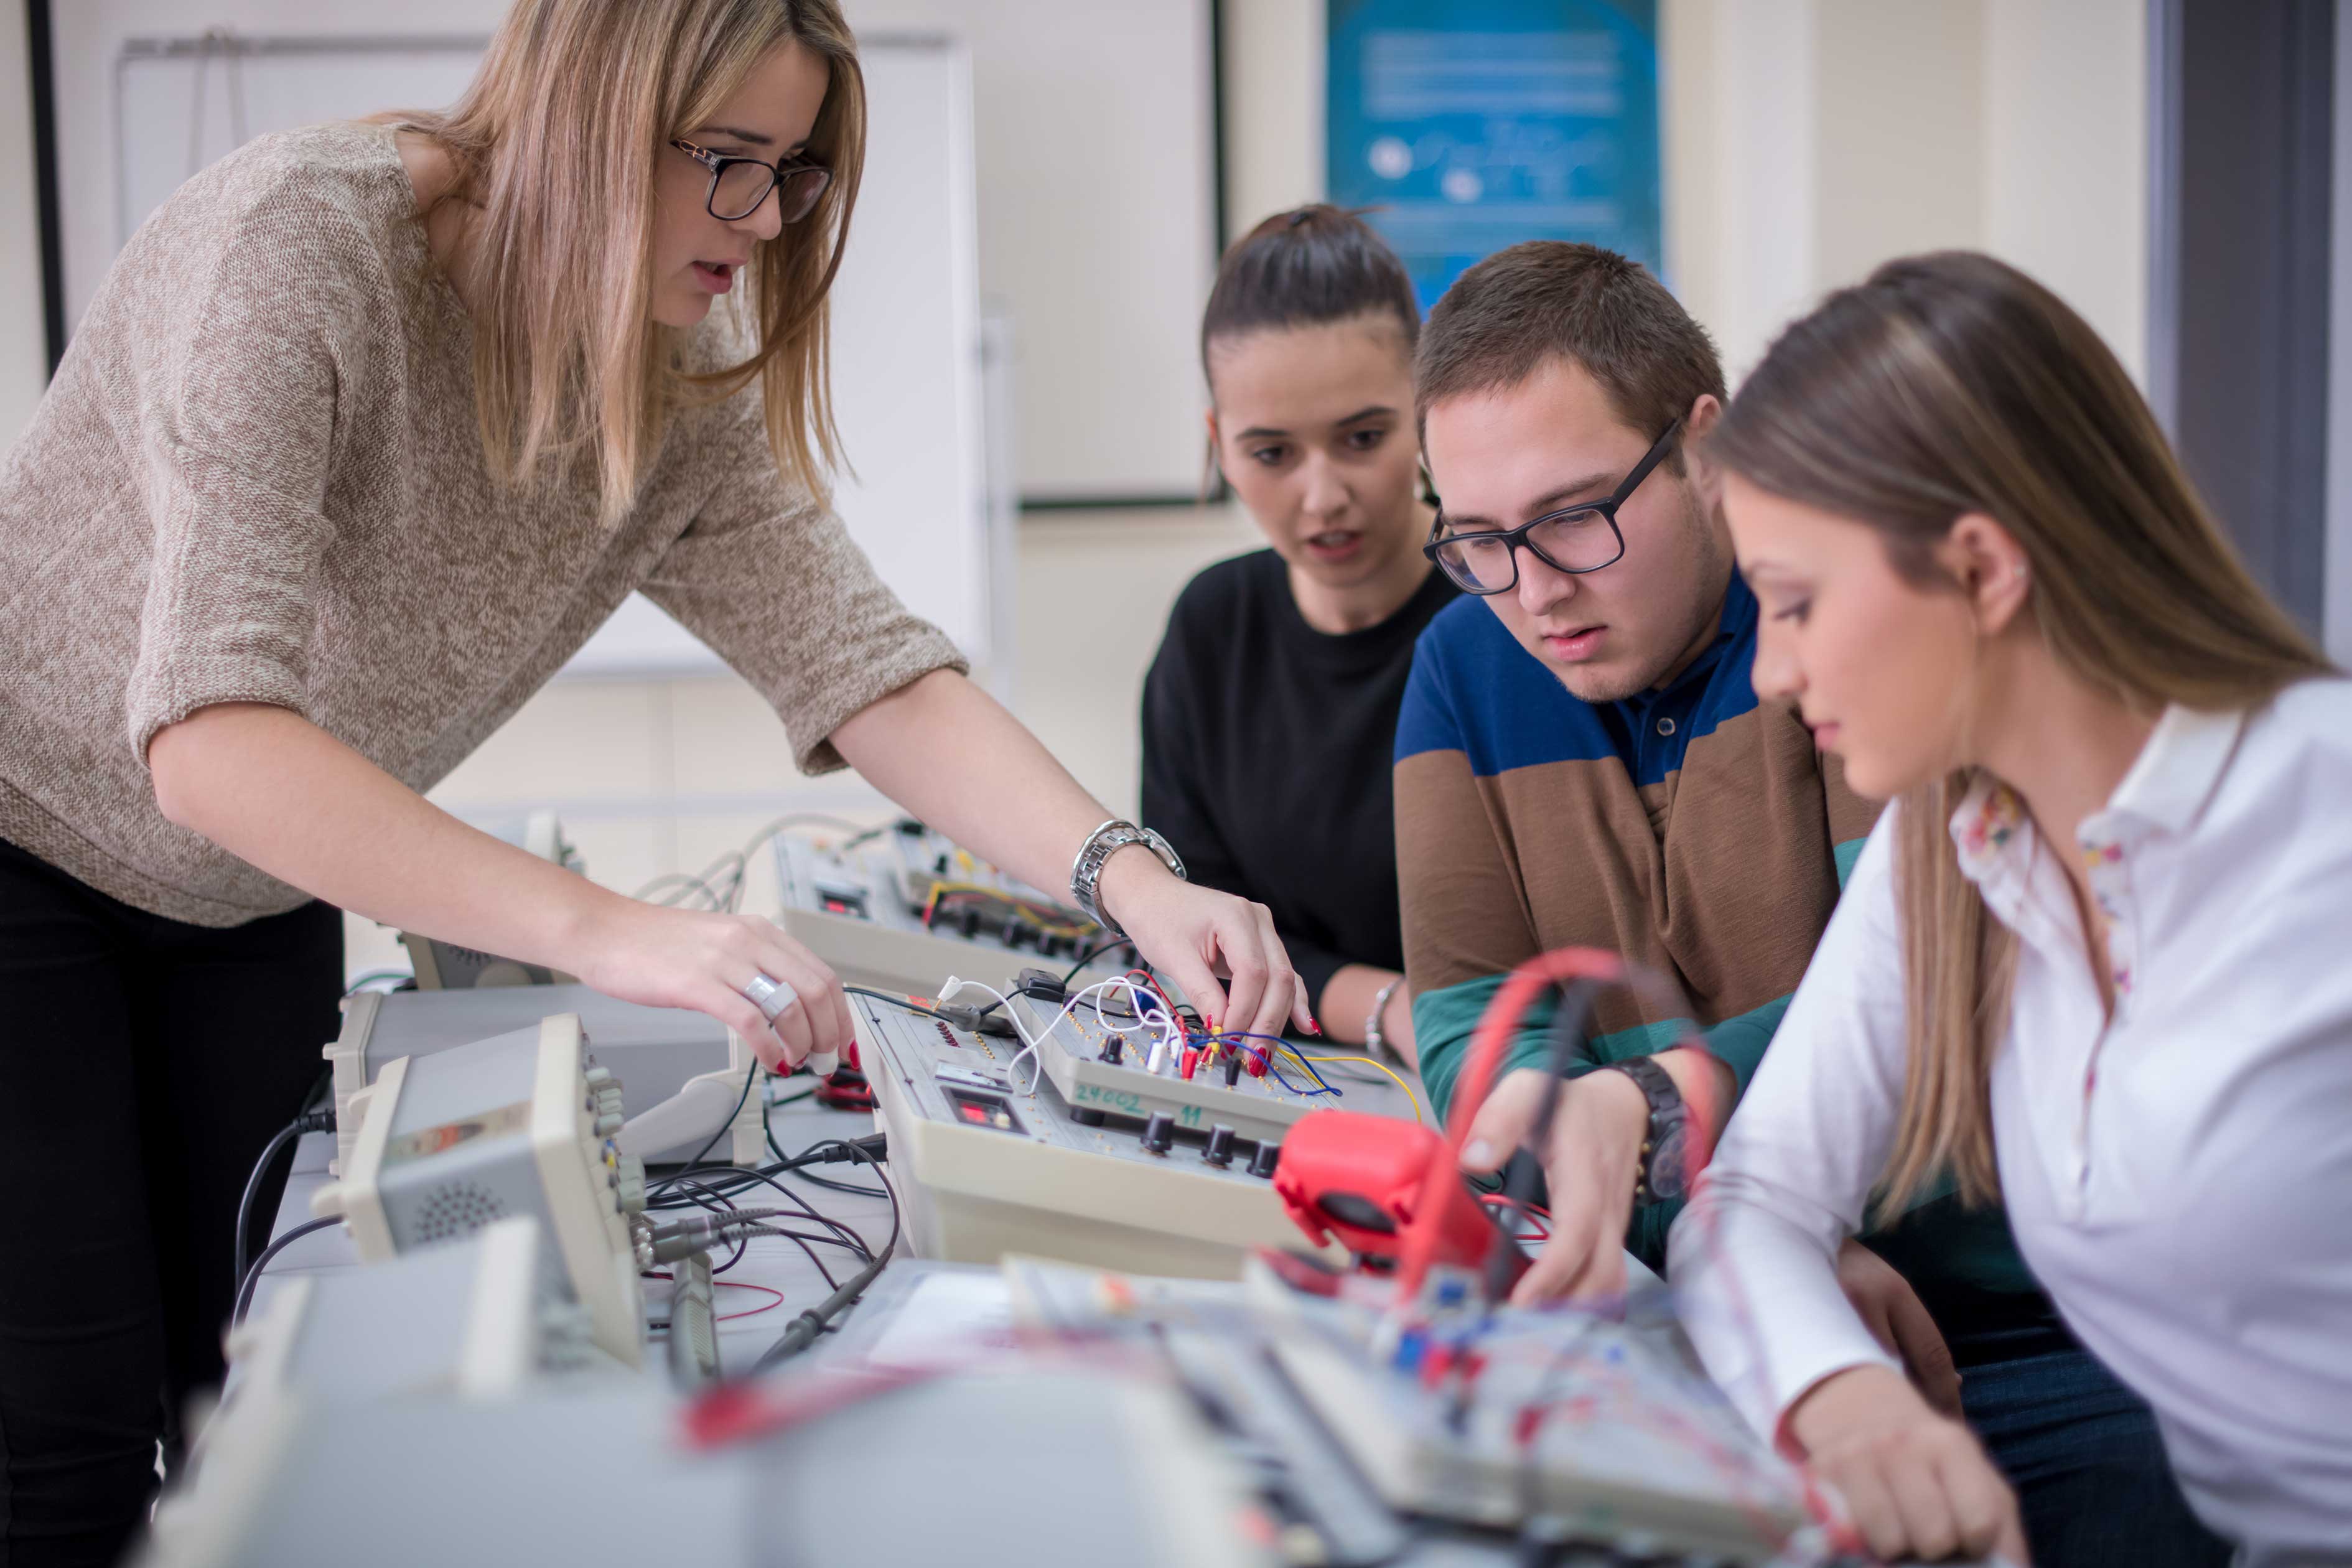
[935,969,1423,1126]
[637,1061,896,1292]
[630,814,893,916]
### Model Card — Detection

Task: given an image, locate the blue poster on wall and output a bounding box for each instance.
[1326,0,1662,314]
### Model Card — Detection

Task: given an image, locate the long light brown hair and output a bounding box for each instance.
[1708,251,2331,1206]
[388,0,864,520]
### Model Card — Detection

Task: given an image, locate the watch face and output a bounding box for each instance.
[1648,1124,1689,1200]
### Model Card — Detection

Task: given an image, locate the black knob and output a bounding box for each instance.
[1221,1052,1243,1088]
[1141,1111,1175,1155]
[1203,1126,1236,1167]
[1248,1141,1282,1178]
[1071,1106,1106,1127]
[1099,1036,1122,1066]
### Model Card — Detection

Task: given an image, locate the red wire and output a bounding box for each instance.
[1126,968,1190,1035]
[642,1274,786,1323]
[715,1281,785,1321]
[1395,948,1631,1297]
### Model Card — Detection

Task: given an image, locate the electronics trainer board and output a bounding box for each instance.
[774,819,1135,992]
[854,986,1418,1278]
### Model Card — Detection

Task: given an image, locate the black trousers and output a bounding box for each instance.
[0,838,340,1567]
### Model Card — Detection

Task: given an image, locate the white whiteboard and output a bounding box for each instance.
[72,17,992,675]
[843,0,1221,503]
[53,1,1221,511]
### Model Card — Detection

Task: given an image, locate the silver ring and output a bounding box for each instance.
[742,972,798,1025]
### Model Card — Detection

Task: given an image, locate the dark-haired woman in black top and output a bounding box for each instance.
[1142,207,1455,1063]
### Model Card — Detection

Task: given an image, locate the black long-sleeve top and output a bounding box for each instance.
[1139,549,1458,1015]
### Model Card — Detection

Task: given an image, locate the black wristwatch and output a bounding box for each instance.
[1605,1055,1691,1202]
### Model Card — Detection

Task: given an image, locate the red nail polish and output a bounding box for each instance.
[1307,1019,1322,1037]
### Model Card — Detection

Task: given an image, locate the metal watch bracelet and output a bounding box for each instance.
[1067,820,1186,939]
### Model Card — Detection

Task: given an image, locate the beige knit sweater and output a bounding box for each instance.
[0,123,965,926]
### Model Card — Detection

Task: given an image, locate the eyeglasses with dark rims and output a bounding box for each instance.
[1423,421,1682,595]
[670,138,831,224]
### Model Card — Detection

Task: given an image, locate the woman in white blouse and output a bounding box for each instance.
[1671,250,2350,1566]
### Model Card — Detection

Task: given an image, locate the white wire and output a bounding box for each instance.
[944,975,1170,1093]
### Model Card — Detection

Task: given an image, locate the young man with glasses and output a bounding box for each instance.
[1394,242,2223,1566]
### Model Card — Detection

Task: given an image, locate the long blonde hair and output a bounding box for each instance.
[389,0,864,520]
[1708,251,2331,1206]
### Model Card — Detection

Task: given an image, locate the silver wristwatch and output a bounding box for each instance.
[1068,819,1185,939]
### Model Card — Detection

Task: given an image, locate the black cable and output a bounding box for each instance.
[651,1167,875,1263]
[843,986,947,1021]
[675,1060,762,1175]
[791,1168,888,1198]
[749,1139,899,1374]
[649,1174,836,1287]
[650,1124,886,1259]
[235,1109,334,1295]
[765,1111,887,1198]
[232,1216,340,1327]
[1059,937,1126,989]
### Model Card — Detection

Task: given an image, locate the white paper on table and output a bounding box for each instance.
[862,1272,1017,1369]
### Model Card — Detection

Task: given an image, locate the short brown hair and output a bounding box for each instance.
[1415,243,1724,470]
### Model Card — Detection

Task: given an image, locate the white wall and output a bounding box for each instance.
[1984,0,2148,381]
[0,6,45,440]
[1664,0,2147,386]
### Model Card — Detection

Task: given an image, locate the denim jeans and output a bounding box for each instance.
[1964,1337,2231,1568]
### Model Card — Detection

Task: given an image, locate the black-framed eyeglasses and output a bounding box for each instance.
[671,138,831,224]
[1422,421,1682,595]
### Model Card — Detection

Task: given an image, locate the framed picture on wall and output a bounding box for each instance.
[1326,0,1662,314]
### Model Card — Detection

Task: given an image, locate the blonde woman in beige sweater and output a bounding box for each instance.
[0,4,1308,1558]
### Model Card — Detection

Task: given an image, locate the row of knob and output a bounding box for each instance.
[584,1065,625,1137]
[1139,1113,1280,1177]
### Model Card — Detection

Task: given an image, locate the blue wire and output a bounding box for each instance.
[1217,1031,1340,1098]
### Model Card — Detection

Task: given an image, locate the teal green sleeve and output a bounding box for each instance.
[1425,833,1869,1272]
[1417,981,1797,1273]
[1414,981,1793,1136]
[1412,974,1562,1129]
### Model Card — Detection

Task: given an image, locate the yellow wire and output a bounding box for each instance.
[919,880,1093,938]
[1284,1049,1424,1126]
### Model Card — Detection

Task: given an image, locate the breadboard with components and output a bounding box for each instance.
[987,1252,1821,1566]
[854,989,1366,1279]
[773,820,1135,992]
[1244,1263,1806,1562]
[1006,990,1345,1147]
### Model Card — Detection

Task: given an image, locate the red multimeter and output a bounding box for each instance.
[1270,1111,1528,1287]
